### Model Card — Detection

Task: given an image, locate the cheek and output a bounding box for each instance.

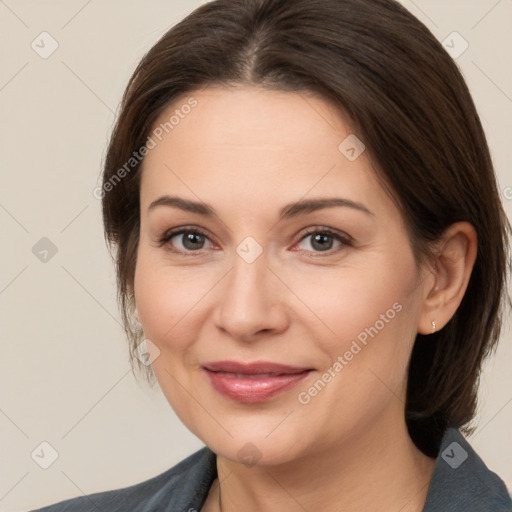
[133,248,208,353]
[133,252,209,429]
[295,261,421,420]
[294,275,419,442]
[289,252,418,355]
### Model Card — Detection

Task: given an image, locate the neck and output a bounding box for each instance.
[206,411,436,512]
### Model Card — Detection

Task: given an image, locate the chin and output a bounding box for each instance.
[199,428,310,468]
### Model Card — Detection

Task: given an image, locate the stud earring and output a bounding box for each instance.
[432,320,436,333]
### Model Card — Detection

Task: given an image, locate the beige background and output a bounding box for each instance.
[1,1,511,510]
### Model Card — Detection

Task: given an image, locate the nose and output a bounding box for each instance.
[213,249,289,342]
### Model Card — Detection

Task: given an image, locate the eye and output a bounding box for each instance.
[156,226,352,257]
[296,228,352,254]
[157,227,214,255]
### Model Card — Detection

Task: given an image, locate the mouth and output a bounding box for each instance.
[201,360,314,403]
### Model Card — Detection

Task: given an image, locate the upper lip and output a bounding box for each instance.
[202,360,312,375]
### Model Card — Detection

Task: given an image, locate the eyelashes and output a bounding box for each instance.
[299,227,352,253]
[157,227,212,255]
[156,225,353,257]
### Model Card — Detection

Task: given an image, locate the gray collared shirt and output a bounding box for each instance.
[30,428,512,511]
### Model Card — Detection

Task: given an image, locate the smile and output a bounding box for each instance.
[201,361,314,403]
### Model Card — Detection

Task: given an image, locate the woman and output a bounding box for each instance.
[32,0,512,510]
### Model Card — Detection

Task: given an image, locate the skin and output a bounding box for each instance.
[133,86,477,512]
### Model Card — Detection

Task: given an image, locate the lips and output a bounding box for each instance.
[201,360,313,403]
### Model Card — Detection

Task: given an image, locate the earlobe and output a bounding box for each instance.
[417,222,478,336]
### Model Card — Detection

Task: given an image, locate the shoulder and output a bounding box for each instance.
[28,446,217,512]
[424,428,512,511]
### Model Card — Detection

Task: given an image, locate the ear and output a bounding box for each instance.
[417,222,478,335]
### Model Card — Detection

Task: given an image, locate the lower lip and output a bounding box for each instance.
[202,369,312,403]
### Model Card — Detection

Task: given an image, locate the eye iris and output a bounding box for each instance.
[311,233,333,251]
[183,232,205,250]
[174,231,337,252]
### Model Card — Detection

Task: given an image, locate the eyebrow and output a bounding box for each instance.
[147,195,375,219]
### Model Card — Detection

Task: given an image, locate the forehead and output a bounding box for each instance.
[139,86,388,217]
[149,87,347,157]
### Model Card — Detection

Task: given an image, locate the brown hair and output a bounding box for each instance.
[101,0,511,456]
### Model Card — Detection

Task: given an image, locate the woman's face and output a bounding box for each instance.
[134,86,431,465]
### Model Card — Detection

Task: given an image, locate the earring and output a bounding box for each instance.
[432,320,436,333]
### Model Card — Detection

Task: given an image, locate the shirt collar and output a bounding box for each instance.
[422,427,511,510]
